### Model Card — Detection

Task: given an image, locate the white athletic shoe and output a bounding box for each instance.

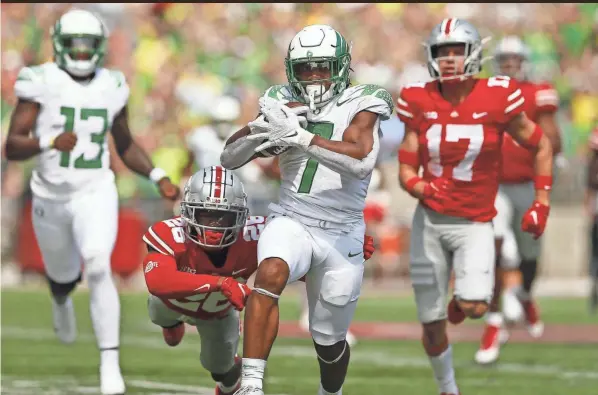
[51,297,77,344]
[100,360,125,395]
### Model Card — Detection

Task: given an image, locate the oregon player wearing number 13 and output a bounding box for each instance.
[220,25,392,395]
[396,18,553,395]
[4,9,179,395]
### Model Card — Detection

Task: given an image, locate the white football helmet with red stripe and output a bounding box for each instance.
[424,18,491,82]
[180,166,249,249]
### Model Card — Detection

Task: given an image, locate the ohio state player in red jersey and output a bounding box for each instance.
[475,36,563,365]
[141,166,375,395]
[396,18,553,395]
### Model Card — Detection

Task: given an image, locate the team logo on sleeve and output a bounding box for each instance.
[145,261,158,273]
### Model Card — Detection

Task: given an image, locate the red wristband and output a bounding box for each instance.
[405,176,423,193]
[534,175,552,191]
[399,149,420,168]
[521,124,543,149]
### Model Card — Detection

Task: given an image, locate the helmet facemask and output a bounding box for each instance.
[425,37,492,83]
[285,53,351,111]
[51,20,106,78]
[180,201,248,250]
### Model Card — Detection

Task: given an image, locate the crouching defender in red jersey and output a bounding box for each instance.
[396,18,553,395]
[141,166,375,395]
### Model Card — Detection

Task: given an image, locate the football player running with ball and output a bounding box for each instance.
[142,166,375,395]
[475,35,563,365]
[5,9,179,395]
[396,18,553,395]
[221,25,392,395]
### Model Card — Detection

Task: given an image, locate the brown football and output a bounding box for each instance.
[284,101,304,108]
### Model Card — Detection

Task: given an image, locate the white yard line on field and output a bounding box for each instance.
[3,326,598,382]
[2,376,289,395]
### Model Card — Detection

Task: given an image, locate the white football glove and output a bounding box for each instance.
[248,99,313,151]
[248,98,308,135]
[247,114,270,135]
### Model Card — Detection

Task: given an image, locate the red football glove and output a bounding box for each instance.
[220,277,252,311]
[521,201,550,239]
[364,235,375,260]
[423,177,454,203]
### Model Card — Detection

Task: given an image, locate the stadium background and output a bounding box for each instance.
[1,4,598,395]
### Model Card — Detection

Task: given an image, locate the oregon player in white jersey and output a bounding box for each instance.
[221,25,392,395]
[5,9,179,395]
[258,84,392,225]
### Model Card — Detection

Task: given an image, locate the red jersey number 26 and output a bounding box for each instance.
[426,124,484,182]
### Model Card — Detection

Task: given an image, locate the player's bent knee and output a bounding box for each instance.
[211,372,227,382]
[254,257,290,295]
[422,320,447,348]
[47,273,82,298]
[200,349,236,375]
[83,254,113,282]
[314,339,348,364]
[457,300,488,318]
[310,328,346,347]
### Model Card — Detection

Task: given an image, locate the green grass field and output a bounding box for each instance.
[2,288,597,395]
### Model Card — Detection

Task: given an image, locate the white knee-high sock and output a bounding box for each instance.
[86,260,120,353]
[429,345,459,394]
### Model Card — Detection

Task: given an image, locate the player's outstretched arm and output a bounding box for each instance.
[143,251,226,299]
[303,110,380,180]
[5,100,43,160]
[111,106,179,200]
[505,112,553,206]
[220,124,262,170]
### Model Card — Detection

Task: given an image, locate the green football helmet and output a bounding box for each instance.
[284,25,352,109]
[51,9,107,78]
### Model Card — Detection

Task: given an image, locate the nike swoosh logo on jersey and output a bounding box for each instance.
[232,268,247,276]
[472,112,488,119]
[348,251,362,258]
[285,131,298,138]
[195,284,211,292]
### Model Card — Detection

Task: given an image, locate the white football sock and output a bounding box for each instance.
[318,383,342,395]
[429,345,459,394]
[87,263,120,351]
[100,348,120,368]
[486,312,504,327]
[241,358,266,389]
